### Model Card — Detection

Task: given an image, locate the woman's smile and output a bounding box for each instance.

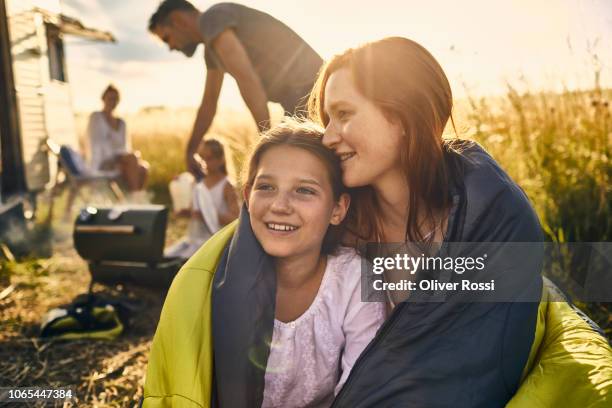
[322,68,404,188]
[337,151,356,162]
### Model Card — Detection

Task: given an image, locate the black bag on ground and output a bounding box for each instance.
[73,205,183,287]
[40,293,124,340]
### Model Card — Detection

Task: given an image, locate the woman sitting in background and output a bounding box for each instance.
[87,84,149,200]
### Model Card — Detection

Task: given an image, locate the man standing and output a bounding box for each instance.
[148,0,323,174]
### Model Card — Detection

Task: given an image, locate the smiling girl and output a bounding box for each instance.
[142,121,385,408]
[240,121,385,407]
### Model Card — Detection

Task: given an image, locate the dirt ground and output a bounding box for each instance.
[0,207,188,407]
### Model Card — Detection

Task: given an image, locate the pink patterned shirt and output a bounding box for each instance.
[262,248,385,408]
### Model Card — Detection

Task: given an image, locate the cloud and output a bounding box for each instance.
[63,0,171,64]
[62,0,119,34]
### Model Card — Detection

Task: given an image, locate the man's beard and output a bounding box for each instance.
[181,43,198,57]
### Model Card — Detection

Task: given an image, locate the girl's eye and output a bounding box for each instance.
[254,183,273,191]
[296,187,316,195]
[338,110,350,120]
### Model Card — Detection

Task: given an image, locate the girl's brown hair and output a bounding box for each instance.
[308,36,461,244]
[242,119,347,255]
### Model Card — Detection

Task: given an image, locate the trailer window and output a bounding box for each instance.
[46,25,66,82]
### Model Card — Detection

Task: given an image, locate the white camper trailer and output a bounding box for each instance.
[6,0,114,192]
[0,0,113,252]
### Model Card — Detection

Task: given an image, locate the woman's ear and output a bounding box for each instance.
[386,112,405,137]
[330,193,350,226]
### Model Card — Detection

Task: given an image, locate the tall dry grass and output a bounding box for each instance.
[453,84,611,336]
[453,85,611,243]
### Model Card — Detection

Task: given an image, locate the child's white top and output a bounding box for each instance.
[262,247,385,408]
[203,176,229,218]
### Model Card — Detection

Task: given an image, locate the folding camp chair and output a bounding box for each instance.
[45,139,125,220]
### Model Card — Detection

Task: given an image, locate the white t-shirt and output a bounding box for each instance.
[262,247,385,408]
[87,111,128,174]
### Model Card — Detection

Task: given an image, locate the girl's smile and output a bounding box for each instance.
[246,145,348,261]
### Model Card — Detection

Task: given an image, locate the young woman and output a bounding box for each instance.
[87,85,149,196]
[241,122,385,407]
[303,37,546,406]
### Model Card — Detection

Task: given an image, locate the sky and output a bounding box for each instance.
[60,0,612,114]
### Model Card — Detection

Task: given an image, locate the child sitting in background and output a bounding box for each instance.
[165,139,239,259]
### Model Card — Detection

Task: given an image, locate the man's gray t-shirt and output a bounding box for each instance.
[199,3,323,113]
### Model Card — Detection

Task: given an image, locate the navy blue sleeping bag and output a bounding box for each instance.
[211,142,543,407]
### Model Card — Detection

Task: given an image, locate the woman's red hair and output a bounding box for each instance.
[308,37,460,244]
